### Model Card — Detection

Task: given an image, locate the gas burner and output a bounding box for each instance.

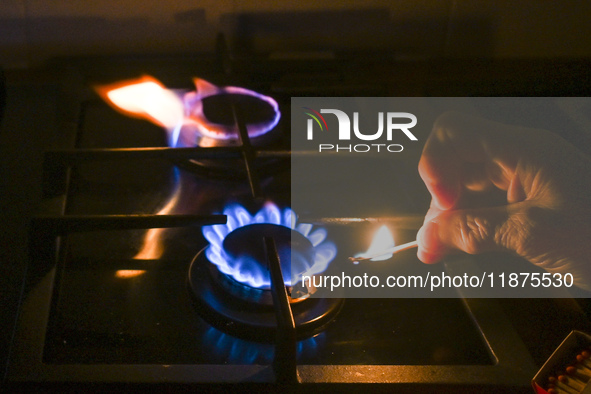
[173,147,289,181]
[188,203,343,340]
[96,75,287,179]
[183,78,281,144]
[95,76,281,147]
[178,80,287,179]
[188,248,343,341]
[201,203,336,289]
[222,223,313,291]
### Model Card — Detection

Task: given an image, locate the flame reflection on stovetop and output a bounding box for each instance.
[203,327,325,364]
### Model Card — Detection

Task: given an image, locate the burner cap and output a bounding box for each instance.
[222,223,315,286]
[201,93,278,126]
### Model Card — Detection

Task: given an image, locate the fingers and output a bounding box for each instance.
[419,112,519,210]
[418,126,461,210]
[417,202,536,264]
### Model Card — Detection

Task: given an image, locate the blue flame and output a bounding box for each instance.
[203,326,324,364]
[202,202,337,289]
[169,117,183,148]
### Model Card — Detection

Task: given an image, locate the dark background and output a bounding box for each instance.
[3,1,591,67]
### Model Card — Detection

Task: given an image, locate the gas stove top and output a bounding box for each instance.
[5,53,591,392]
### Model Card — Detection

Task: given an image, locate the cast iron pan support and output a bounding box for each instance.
[233,99,263,199]
[265,237,299,384]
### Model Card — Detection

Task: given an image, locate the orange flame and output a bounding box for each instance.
[95,75,184,129]
[133,182,182,260]
[115,270,147,279]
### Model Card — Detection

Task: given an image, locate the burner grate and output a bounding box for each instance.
[29,93,308,382]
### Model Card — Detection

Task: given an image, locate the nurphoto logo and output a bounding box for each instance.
[303,107,418,153]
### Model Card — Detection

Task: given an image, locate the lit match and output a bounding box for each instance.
[349,240,418,263]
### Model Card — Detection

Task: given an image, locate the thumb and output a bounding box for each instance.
[417,203,535,264]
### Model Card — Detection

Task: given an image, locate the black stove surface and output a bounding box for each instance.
[5,54,591,391]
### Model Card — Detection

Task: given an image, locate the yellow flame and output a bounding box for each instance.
[115,270,147,279]
[95,75,184,129]
[363,225,395,261]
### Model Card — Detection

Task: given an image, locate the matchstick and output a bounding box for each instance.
[577,354,591,369]
[566,365,590,382]
[349,240,418,262]
[559,375,585,391]
[549,376,578,394]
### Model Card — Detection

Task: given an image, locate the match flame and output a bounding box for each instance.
[356,225,395,261]
[96,75,184,130]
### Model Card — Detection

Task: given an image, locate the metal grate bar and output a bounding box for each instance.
[232,103,263,199]
[28,214,226,271]
[298,215,424,230]
[30,214,226,234]
[264,236,298,384]
[45,146,248,162]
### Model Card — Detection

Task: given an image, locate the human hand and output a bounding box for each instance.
[417,111,591,290]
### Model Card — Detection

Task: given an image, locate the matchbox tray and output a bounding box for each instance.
[533,331,591,393]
